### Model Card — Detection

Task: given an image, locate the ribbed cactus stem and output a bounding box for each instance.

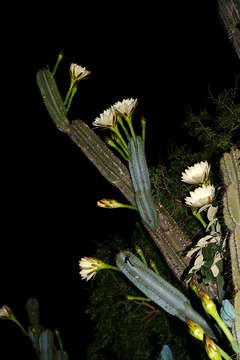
[69,120,135,205]
[232,291,240,360]
[220,149,240,291]
[36,69,70,133]
[116,251,216,339]
[39,329,55,360]
[128,137,158,230]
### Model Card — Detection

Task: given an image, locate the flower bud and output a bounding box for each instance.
[200,290,219,319]
[0,305,13,319]
[205,335,222,360]
[186,318,204,341]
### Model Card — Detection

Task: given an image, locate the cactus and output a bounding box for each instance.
[220,149,240,291]
[218,0,240,60]
[232,291,240,360]
[220,149,240,359]
[128,137,158,230]
[158,345,173,360]
[116,251,216,339]
[36,69,70,133]
[39,329,55,360]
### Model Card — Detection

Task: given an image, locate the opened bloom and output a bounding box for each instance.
[79,257,118,281]
[185,185,215,208]
[93,107,117,128]
[79,257,105,281]
[113,98,138,117]
[69,63,90,81]
[181,161,211,185]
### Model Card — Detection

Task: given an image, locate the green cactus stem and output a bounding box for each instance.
[128,137,158,230]
[116,251,216,339]
[36,69,70,133]
[69,119,135,205]
[232,291,240,360]
[220,149,240,291]
[39,329,55,360]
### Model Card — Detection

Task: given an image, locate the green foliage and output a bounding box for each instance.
[183,88,240,154]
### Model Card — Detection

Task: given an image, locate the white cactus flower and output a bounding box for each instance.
[0,305,12,319]
[113,98,138,116]
[93,107,117,128]
[79,257,104,281]
[185,185,215,208]
[70,63,90,81]
[181,161,211,185]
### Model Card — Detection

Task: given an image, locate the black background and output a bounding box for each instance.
[1,1,239,358]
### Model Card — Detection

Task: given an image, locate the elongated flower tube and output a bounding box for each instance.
[116,251,216,339]
[200,290,240,354]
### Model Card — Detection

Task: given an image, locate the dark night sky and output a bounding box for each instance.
[1,1,239,359]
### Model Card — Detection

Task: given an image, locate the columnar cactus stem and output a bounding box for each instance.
[116,251,216,339]
[232,291,240,360]
[220,149,240,291]
[69,120,191,283]
[220,149,240,359]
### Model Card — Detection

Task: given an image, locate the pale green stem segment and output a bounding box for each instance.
[126,296,152,302]
[64,79,75,106]
[125,115,136,144]
[52,51,63,76]
[217,345,232,360]
[66,85,78,112]
[119,204,137,210]
[192,209,207,229]
[11,317,28,337]
[102,264,120,272]
[112,127,129,156]
[118,116,131,142]
[55,329,64,352]
[141,116,146,145]
[105,137,128,161]
[135,246,148,266]
[150,259,160,275]
[214,313,240,354]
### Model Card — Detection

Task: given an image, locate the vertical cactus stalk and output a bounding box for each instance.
[220,149,240,291]
[232,291,240,360]
[218,0,240,60]
[128,137,158,230]
[220,149,240,358]
[36,69,70,133]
